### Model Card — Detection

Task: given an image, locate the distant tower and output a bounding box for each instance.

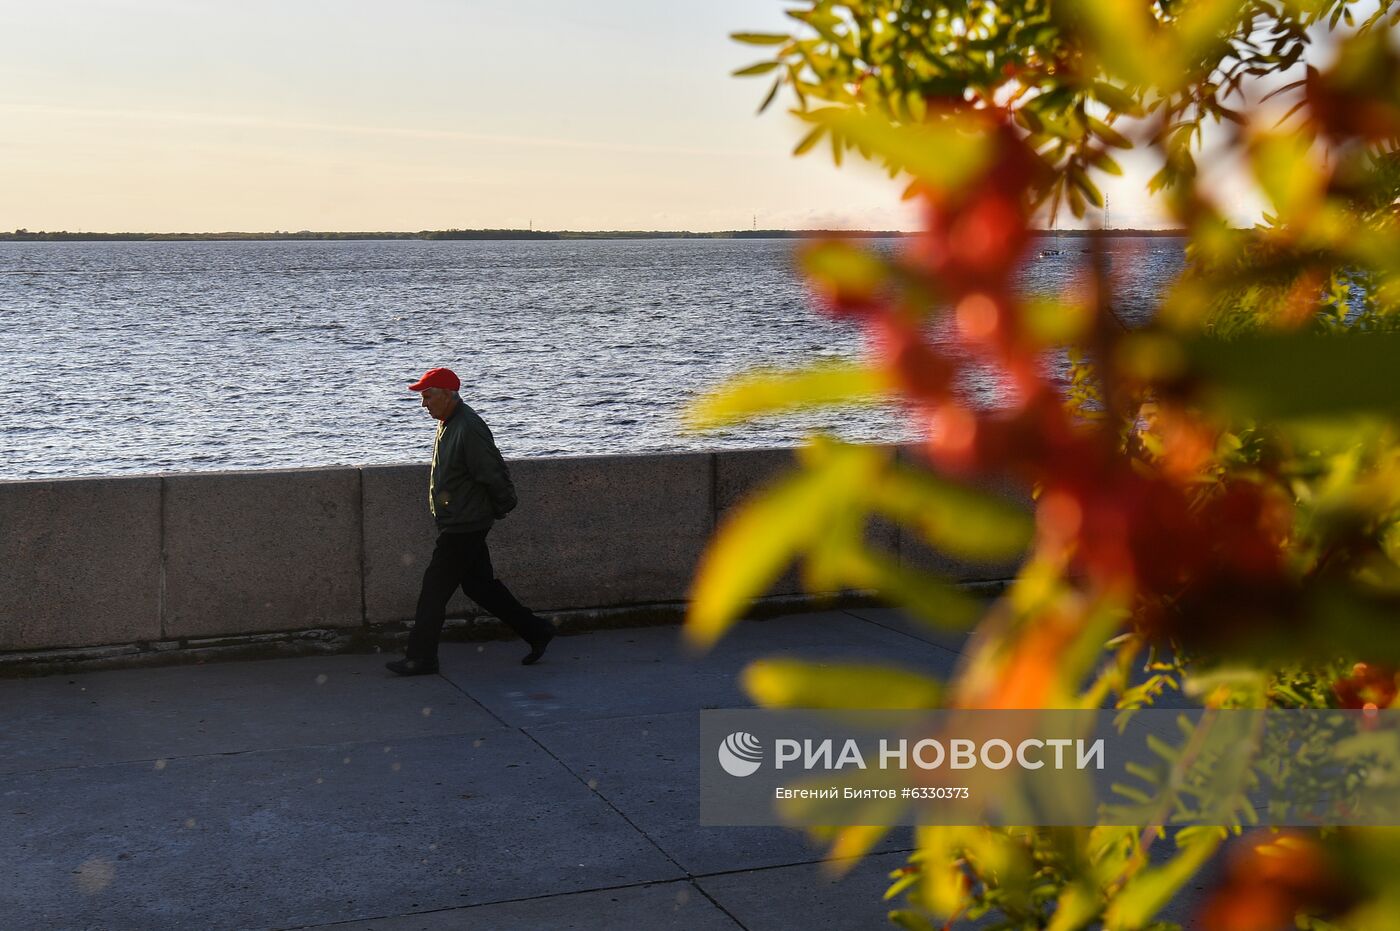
[1104,196,1111,231]
[529,218,533,232]
[752,214,756,231]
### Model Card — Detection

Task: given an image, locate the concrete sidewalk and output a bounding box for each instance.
[1,607,968,931]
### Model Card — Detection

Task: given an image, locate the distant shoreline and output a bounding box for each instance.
[0,228,1187,243]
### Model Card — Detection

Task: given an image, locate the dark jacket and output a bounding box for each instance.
[428,400,517,533]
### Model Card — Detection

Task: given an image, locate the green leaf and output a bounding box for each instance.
[1184,331,1400,419]
[1146,734,1181,761]
[1090,150,1125,176]
[1175,0,1249,71]
[786,8,844,29]
[1068,183,1088,218]
[840,550,985,630]
[731,31,791,46]
[757,76,782,114]
[732,60,781,77]
[1104,833,1222,929]
[1088,117,1132,150]
[742,658,943,709]
[682,361,894,430]
[1110,783,1154,804]
[1070,168,1104,207]
[888,910,938,931]
[794,124,826,156]
[1091,81,1144,117]
[805,16,859,58]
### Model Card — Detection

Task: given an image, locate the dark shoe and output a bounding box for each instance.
[385,657,439,676]
[521,628,555,666]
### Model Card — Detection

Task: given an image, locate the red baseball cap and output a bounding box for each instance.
[408,367,460,392]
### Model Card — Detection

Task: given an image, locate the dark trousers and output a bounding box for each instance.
[407,530,552,661]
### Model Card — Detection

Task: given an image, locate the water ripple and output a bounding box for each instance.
[0,238,1183,479]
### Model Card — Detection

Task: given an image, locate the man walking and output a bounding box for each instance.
[386,367,555,676]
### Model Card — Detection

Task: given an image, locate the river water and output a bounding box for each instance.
[0,237,1183,479]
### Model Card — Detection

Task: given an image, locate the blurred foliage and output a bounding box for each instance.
[683,0,1400,926]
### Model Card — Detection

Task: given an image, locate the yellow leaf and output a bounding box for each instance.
[827,824,890,871]
[914,826,983,915]
[683,361,894,430]
[1064,0,1245,92]
[1046,882,1101,931]
[812,109,993,190]
[871,466,1033,563]
[1250,130,1325,221]
[793,124,825,156]
[800,239,889,300]
[685,441,882,648]
[1022,296,1094,345]
[1062,0,1157,85]
[742,658,943,709]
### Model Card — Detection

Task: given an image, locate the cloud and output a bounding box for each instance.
[0,101,767,159]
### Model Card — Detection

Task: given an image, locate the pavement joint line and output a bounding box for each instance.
[0,725,510,779]
[840,606,969,658]
[273,877,737,930]
[273,847,924,931]
[688,876,751,931]
[688,846,917,882]
[0,689,749,779]
[431,669,511,730]
[514,723,921,928]
[4,609,927,929]
[515,722,761,924]
[516,705,747,731]
[515,725,697,873]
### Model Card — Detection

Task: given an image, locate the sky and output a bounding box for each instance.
[2,0,1208,233]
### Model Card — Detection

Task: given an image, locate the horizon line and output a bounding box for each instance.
[2,226,1190,241]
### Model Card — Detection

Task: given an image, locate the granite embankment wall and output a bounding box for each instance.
[0,448,1014,654]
